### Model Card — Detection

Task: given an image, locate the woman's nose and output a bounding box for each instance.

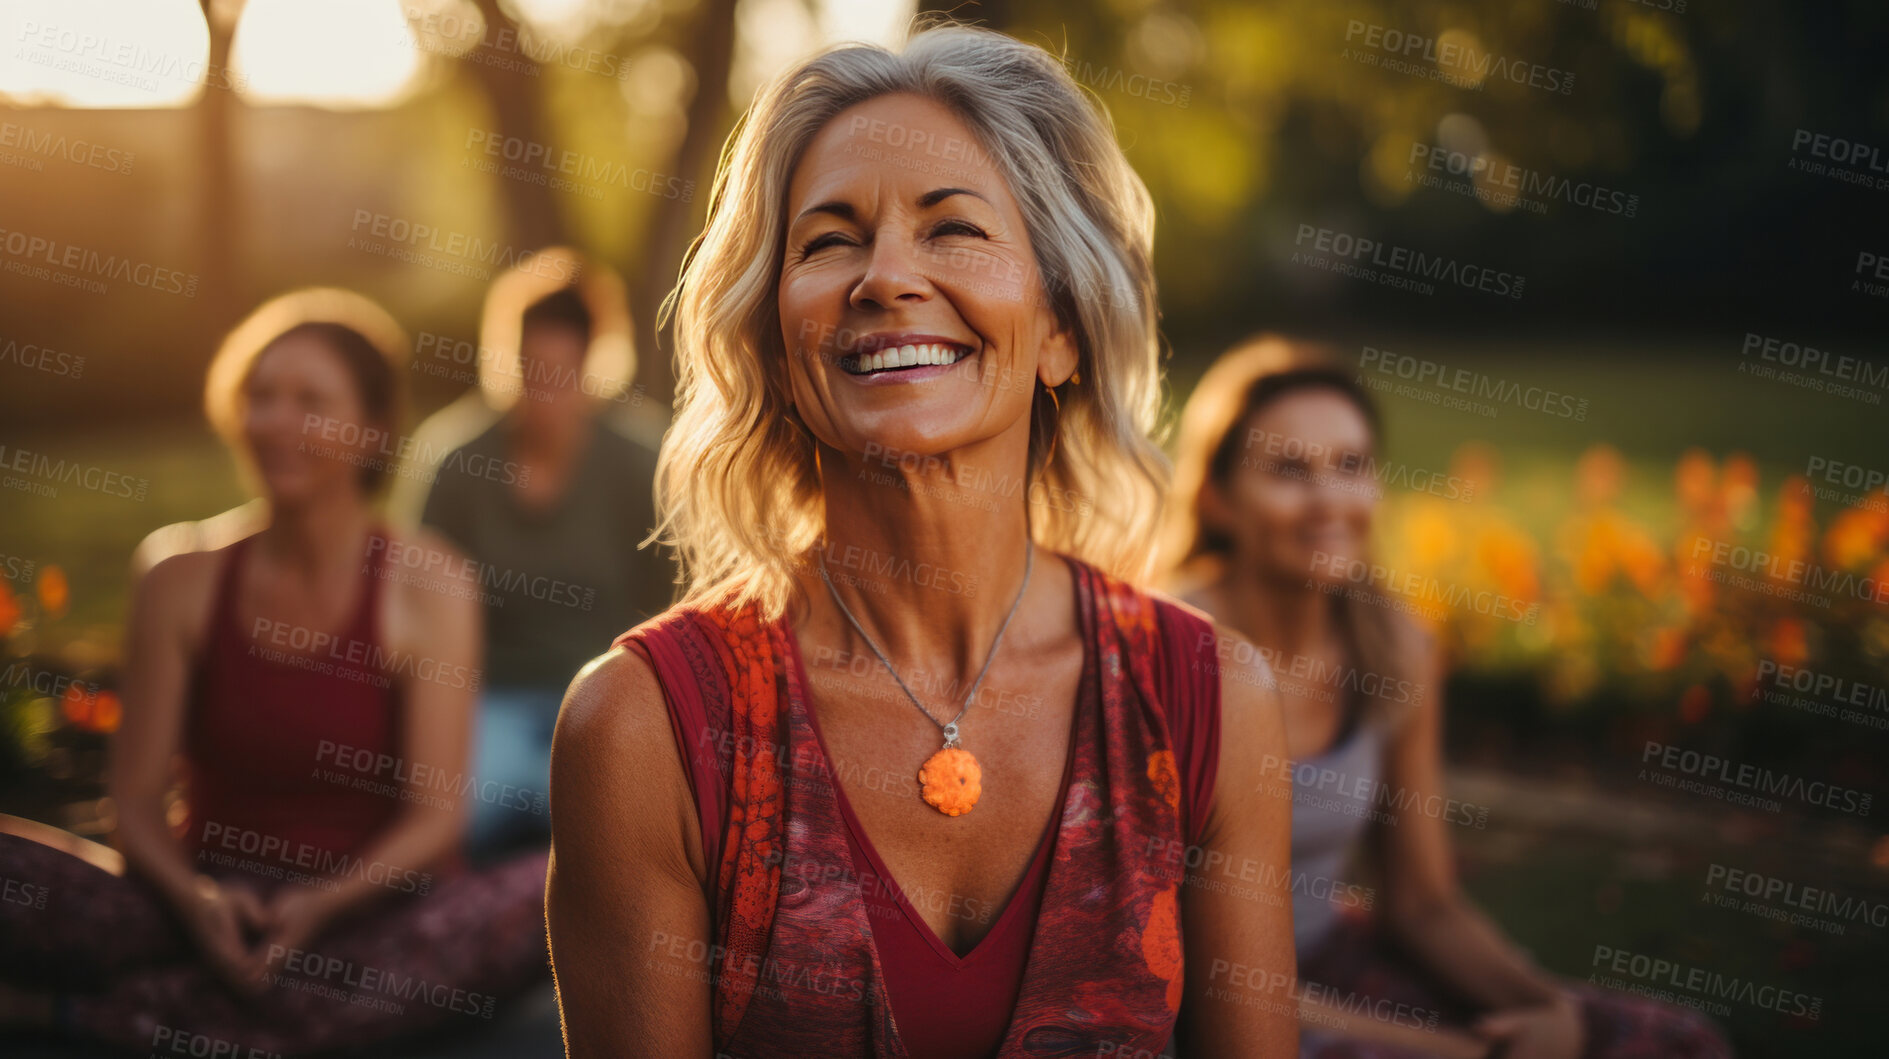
[849,235,932,311]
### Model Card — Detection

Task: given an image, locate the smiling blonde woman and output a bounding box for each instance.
[546,23,1296,1058]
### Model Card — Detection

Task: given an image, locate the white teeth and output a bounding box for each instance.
[851,343,967,373]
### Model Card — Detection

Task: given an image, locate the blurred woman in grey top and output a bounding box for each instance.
[394,248,676,858]
[1164,338,1731,1058]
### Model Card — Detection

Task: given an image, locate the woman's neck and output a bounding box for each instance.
[256,488,376,576]
[1215,552,1339,665]
[800,435,1041,686]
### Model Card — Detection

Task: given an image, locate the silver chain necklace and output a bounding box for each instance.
[814,540,1034,815]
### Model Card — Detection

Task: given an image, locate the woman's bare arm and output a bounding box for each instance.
[1175,624,1299,1057]
[548,645,716,1057]
[1375,642,1562,1011]
[110,552,220,909]
[110,552,274,990]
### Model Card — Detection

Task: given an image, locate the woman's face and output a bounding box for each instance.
[1206,388,1379,587]
[242,332,377,505]
[778,92,1075,463]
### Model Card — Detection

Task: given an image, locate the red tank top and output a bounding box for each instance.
[618,553,1222,1057]
[183,531,406,878]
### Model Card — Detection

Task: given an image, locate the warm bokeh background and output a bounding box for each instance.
[2,1,1885,1055]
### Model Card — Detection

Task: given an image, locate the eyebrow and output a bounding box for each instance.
[918,186,986,208]
[792,187,988,226]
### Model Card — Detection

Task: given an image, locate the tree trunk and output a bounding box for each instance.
[471,0,564,251]
[628,0,738,411]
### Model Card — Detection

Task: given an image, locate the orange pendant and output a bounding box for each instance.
[918,745,981,816]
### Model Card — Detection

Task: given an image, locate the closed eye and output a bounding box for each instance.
[930,219,987,239]
[798,231,855,256]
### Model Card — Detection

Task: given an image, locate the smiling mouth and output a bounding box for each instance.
[839,342,973,376]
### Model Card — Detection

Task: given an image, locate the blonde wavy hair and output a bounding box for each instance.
[655,22,1170,621]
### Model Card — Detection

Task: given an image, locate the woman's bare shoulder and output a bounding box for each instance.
[553,645,706,885]
[134,543,231,648]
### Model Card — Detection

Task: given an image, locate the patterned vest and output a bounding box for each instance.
[619,554,1212,1057]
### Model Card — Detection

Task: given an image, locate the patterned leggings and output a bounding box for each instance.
[1297,912,1735,1059]
[0,833,550,1055]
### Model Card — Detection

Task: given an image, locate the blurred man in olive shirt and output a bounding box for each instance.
[395,249,673,858]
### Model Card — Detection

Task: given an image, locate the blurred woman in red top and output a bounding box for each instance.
[0,290,547,1053]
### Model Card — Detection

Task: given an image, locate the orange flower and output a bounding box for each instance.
[0,580,20,636]
[1823,505,1889,570]
[60,683,92,728]
[1768,619,1808,668]
[1147,749,1181,811]
[91,690,123,733]
[1674,448,1715,517]
[35,565,68,620]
